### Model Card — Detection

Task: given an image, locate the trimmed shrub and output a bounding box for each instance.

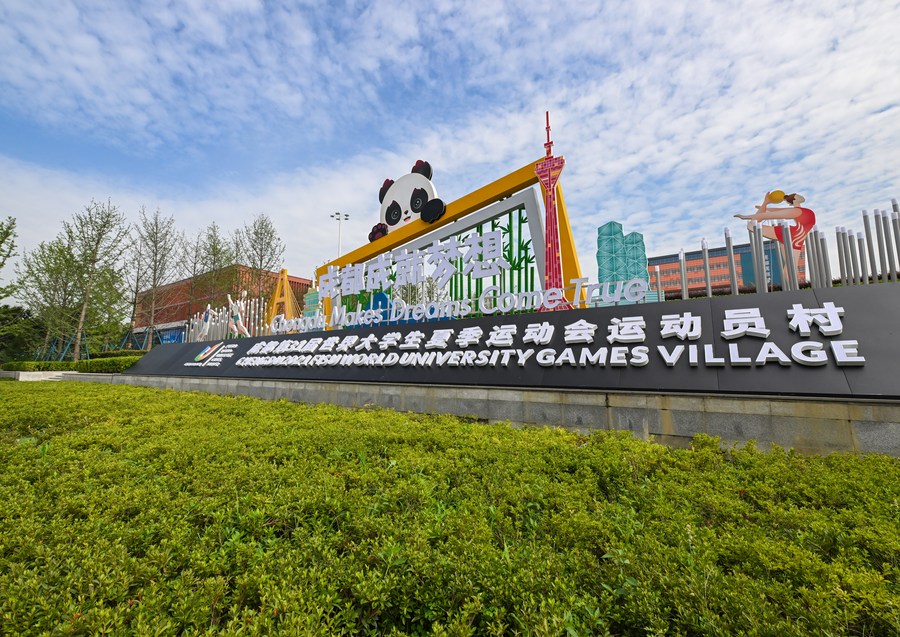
[91,349,148,359]
[1,360,75,372]
[73,356,142,373]
[0,383,897,635]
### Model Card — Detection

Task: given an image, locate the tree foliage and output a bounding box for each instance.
[0,217,17,301]
[178,229,206,319]
[133,207,182,349]
[81,260,131,353]
[236,213,285,298]
[16,202,130,360]
[0,305,43,363]
[124,234,150,329]
[15,238,82,359]
[198,222,239,303]
[63,199,130,360]
[14,203,291,353]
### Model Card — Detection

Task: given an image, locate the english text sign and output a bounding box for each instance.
[126,286,900,399]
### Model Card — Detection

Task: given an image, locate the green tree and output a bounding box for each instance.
[236,212,285,298]
[63,199,130,360]
[199,222,239,304]
[0,216,17,301]
[15,238,81,359]
[176,223,242,323]
[0,305,44,363]
[178,228,206,319]
[133,207,182,350]
[124,235,149,334]
[83,262,131,354]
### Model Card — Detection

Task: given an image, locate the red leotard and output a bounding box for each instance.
[773,207,816,252]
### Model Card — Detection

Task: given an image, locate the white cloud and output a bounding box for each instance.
[1,0,899,298]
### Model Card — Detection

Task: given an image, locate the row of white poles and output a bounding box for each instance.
[658,199,899,300]
[815,204,900,288]
[187,296,270,343]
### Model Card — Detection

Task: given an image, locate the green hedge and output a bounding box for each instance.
[73,356,143,373]
[1,360,75,372]
[91,349,147,359]
[3,358,141,372]
[0,383,897,635]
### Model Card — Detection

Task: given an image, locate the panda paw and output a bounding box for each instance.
[422,198,446,223]
[369,223,388,242]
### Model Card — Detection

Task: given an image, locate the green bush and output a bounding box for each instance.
[73,356,142,373]
[91,349,147,359]
[1,360,75,372]
[0,383,897,635]
[91,349,148,359]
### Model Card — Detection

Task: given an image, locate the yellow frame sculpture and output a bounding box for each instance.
[315,158,584,321]
[266,268,302,326]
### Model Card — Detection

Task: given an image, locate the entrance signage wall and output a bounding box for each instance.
[144,116,900,402]
[126,286,900,399]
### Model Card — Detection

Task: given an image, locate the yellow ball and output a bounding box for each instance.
[768,189,785,204]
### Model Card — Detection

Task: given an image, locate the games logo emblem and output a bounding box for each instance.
[185,342,237,368]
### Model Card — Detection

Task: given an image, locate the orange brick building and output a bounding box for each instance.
[133,265,312,332]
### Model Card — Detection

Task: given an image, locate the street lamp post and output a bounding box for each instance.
[330,212,349,257]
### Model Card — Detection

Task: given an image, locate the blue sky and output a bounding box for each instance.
[1,0,899,290]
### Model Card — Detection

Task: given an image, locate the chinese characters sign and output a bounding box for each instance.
[127,287,900,399]
[320,231,511,298]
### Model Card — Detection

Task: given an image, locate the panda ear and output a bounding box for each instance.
[411,160,433,180]
[378,179,394,204]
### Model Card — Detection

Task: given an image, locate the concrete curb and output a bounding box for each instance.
[1,371,69,381]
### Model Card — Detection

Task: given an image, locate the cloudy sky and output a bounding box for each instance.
[1,0,898,292]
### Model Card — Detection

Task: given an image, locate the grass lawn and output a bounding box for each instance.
[0,382,898,635]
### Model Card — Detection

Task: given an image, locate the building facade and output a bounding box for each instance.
[648,241,807,297]
[596,221,660,304]
[132,265,312,344]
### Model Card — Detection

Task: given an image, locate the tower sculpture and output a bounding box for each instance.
[535,111,574,311]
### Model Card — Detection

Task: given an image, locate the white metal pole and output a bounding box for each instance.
[847,228,861,286]
[836,226,848,286]
[818,232,833,287]
[862,211,878,282]
[724,227,739,295]
[701,238,712,297]
[857,233,869,286]
[875,210,889,282]
[881,212,897,282]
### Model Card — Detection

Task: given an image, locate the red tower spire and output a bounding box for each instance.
[535,111,574,311]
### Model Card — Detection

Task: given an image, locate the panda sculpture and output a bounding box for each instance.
[368,160,446,242]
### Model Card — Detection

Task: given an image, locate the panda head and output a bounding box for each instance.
[378,160,438,231]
